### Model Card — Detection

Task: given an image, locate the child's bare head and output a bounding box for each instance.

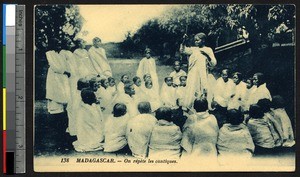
[100,78,109,89]
[89,77,98,92]
[138,101,152,114]
[81,88,97,105]
[77,78,90,91]
[179,76,187,86]
[121,74,129,83]
[173,60,181,72]
[93,37,101,48]
[193,98,208,112]
[108,77,115,87]
[164,77,173,86]
[113,103,127,117]
[124,81,135,96]
[232,72,242,85]
[155,107,172,122]
[145,80,153,89]
[143,74,152,82]
[227,109,243,125]
[249,104,264,119]
[133,76,141,87]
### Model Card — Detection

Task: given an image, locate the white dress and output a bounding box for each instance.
[181,46,217,108]
[136,57,159,94]
[88,46,112,77]
[73,48,96,77]
[169,69,187,86]
[160,83,177,108]
[45,50,69,113]
[214,78,235,108]
[72,102,104,152]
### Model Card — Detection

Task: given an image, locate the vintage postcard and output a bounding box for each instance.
[34,4,295,172]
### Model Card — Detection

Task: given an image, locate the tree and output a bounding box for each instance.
[35,5,83,100]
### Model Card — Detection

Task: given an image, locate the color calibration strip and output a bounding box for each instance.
[2,4,26,174]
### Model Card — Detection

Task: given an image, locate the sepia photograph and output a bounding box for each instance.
[34,4,295,171]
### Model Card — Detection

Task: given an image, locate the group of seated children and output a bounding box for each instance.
[62,57,294,163]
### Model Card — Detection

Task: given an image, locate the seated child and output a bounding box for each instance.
[148,107,182,159]
[104,103,131,153]
[117,74,129,94]
[217,109,255,164]
[241,78,257,113]
[133,76,145,99]
[72,89,104,152]
[181,98,219,162]
[247,104,280,154]
[252,73,272,104]
[228,72,247,110]
[142,80,161,112]
[271,95,295,147]
[169,60,187,86]
[257,99,283,147]
[126,102,157,158]
[66,78,89,136]
[175,75,187,102]
[171,98,188,131]
[107,77,117,96]
[160,77,176,107]
[97,78,113,110]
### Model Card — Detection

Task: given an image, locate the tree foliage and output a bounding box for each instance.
[121,4,295,61]
[35,5,83,52]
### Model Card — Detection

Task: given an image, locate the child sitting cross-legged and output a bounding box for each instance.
[217,109,255,165]
[148,107,182,159]
[103,103,131,154]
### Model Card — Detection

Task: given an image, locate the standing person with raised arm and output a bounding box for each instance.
[180,33,217,108]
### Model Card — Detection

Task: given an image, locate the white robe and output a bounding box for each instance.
[160,83,176,108]
[181,46,217,108]
[142,87,161,112]
[126,114,157,158]
[207,74,216,110]
[60,49,79,135]
[114,93,139,118]
[104,114,130,152]
[241,86,257,112]
[181,112,219,162]
[117,82,125,94]
[73,48,96,77]
[228,81,247,110]
[214,78,235,108]
[169,69,187,86]
[217,123,255,164]
[97,87,113,109]
[72,102,104,152]
[272,108,295,147]
[175,86,186,102]
[251,83,272,104]
[148,120,182,159]
[136,57,159,94]
[45,50,69,104]
[88,46,112,77]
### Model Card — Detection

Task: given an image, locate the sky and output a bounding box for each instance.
[78,5,175,44]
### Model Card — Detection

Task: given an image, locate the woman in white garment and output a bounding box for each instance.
[73,39,96,78]
[180,33,217,108]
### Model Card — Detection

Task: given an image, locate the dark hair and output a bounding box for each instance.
[124,80,134,93]
[194,98,208,112]
[254,73,266,84]
[77,78,89,91]
[145,80,153,87]
[271,95,285,109]
[121,74,128,80]
[194,33,207,41]
[93,37,101,43]
[89,77,97,89]
[138,102,151,114]
[143,74,151,81]
[81,89,96,105]
[108,77,115,82]
[100,78,107,87]
[113,103,127,117]
[155,107,172,122]
[249,104,264,119]
[227,109,243,125]
[179,75,187,81]
[164,77,173,82]
[257,99,271,113]
[133,76,141,83]
[233,72,242,80]
[75,38,85,48]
